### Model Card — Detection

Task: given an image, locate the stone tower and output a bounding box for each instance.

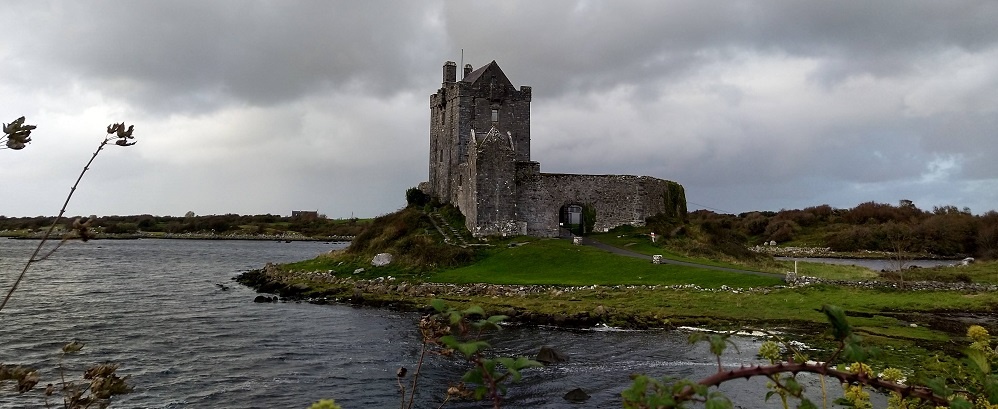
[424,60,687,238]
[428,61,532,203]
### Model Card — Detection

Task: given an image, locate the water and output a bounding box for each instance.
[1,238,838,408]
[778,256,958,272]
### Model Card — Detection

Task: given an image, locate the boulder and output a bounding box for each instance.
[563,388,590,403]
[350,288,365,304]
[253,295,276,303]
[536,346,568,365]
[284,283,310,295]
[372,253,393,267]
[593,305,607,317]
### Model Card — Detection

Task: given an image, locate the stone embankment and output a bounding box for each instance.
[235,263,777,328]
[784,273,998,292]
[239,263,773,298]
[236,263,997,328]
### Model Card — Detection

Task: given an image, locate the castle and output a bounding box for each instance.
[421,60,687,237]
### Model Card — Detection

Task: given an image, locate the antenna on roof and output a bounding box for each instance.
[460,49,464,78]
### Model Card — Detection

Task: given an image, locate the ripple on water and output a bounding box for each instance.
[2,239,864,408]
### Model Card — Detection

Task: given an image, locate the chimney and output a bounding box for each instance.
[463,64,473,79]
[443,61,457,83]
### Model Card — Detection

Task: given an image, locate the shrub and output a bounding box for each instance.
[405,186,431,208]
[825,226,875,252]
[763,219,800,243]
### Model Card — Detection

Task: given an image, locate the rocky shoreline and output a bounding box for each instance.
[234,263,998,331]
[236,264,645,328]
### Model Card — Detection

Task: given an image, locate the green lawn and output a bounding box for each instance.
[590,233,727,264]
[429,238,784,288]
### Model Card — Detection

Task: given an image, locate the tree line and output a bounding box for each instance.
[680,201,998,259]
[0,213,367,238]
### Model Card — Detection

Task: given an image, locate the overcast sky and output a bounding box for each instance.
[2,1,997,218]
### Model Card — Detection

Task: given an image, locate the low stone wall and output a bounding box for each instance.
[785,274,998,292]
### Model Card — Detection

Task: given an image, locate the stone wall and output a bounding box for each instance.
[467,128,523,236]
[518,173,683,237]
[429,60,533,216]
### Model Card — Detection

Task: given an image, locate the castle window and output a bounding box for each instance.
[491,109,499,123]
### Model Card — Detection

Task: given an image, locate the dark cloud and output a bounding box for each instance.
[2,1,998,217]
[10,1,446,114]
[443,1,998,96]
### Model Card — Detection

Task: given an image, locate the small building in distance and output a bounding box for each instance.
[291,210,319,221]
[420,60,687,238]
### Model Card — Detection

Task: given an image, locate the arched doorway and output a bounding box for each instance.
[559,204,586,236]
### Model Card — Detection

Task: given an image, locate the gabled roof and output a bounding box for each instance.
[473,126,514,152]
[462,60,514,88]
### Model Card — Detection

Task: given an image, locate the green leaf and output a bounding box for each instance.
[784,377,803,396]
[798,398,818,409]
[821,305,852,341]
[472,318,503,331]
[692,384,708,397]
[950,396,973,409]
[622,375,650,402]
[438,335,460,349]
[842,339,869,363]
[688,333,708,344]
[966,348,991,376]
[648,394,676,408]
[708,334,728,356]
[923,377,951,398]
[430,298,447,312]
[506,367,522,382]
[462,305,485,316]
[482,358,498,374]
[984,375,998,403]
[705,392,733,409]
[456,340,490,357]
[462,368,484,384]
[513,357,543,370]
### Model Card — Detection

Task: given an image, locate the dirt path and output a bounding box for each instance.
[579,236,785,278]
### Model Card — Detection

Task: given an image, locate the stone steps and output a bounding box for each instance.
[428,211,469,247]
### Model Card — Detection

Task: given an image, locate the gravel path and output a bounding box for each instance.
[579,236,785,278]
